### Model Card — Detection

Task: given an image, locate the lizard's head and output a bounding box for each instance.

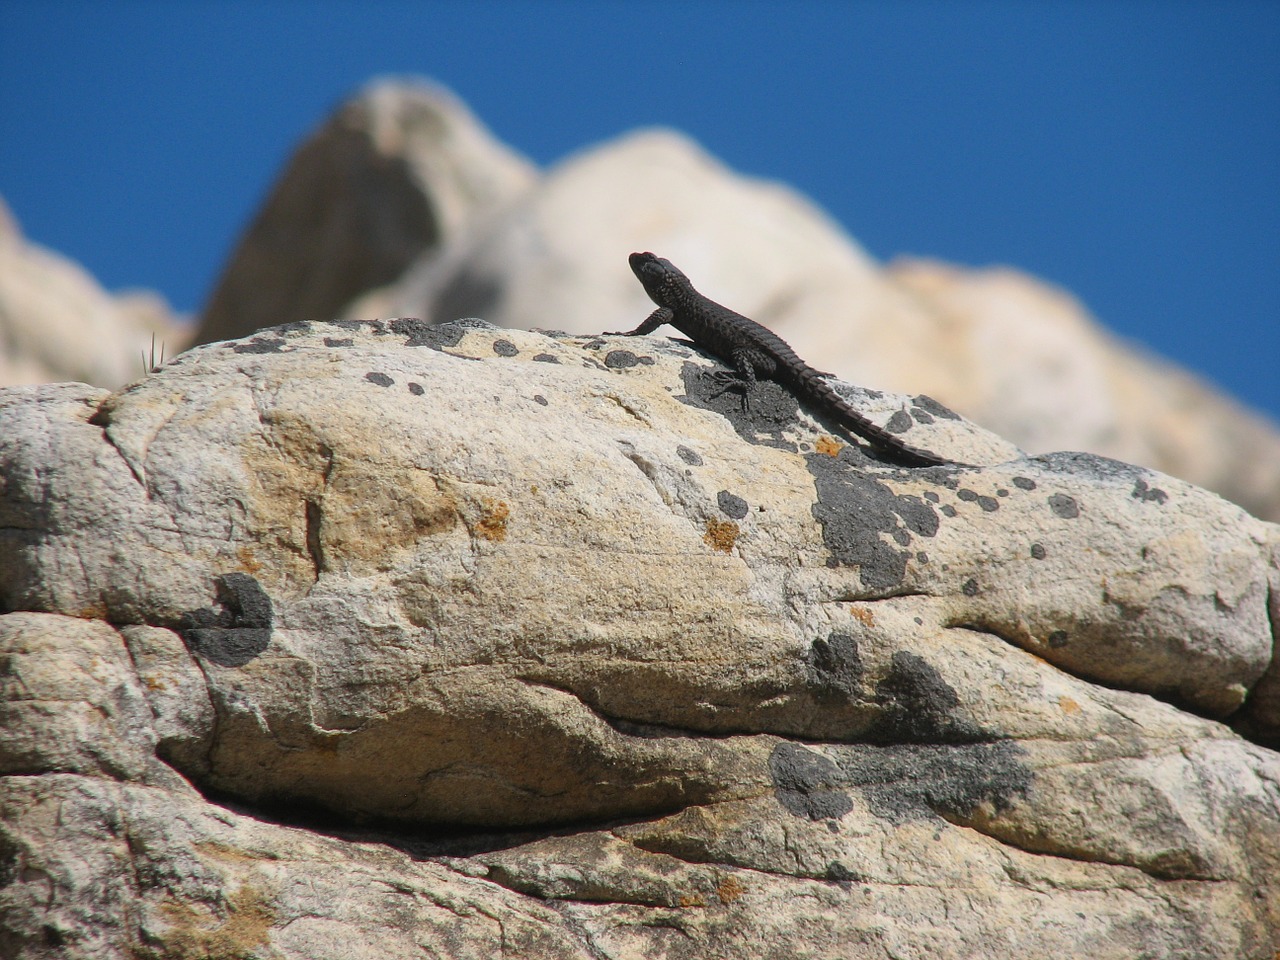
[629,251,689,304]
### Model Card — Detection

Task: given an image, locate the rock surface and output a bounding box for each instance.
[0,196,184,389]
[1,320,1277,958]
[364,128,1280,523]
[193,80,536,348]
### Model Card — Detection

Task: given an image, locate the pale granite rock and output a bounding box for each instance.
[0,196,184,389]
[0,320,1276,959]
[193,80,537,348]
[360,128,1280,523]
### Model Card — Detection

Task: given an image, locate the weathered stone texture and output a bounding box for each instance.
[1,321,1276,958]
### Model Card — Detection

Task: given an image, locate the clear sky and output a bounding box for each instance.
[2,1,1277,421]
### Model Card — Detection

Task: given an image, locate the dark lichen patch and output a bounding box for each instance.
[1048,630,1069,648]
[323,337,354,348]
[717,490,748,519]
[940,504,957,518]
[533,395,549,407]
[1012,476,1037,491]
[677,445,703,466]
[533,353,560,364]
[909,407,935,425]
[826,861,859,883]
[996,488,1009,497]
[808,455,941,590]
[955,488,1002,510]
[768,742,854,821]
[868,652,982,744]
[1131,478,1169,504]
[492,339,519,357]
[837,740,1031,825]
[976,495,999,512]
[408,383,425,396]
[604,350,655,369]
[885,410,915,434]
[389,317,466,349]
[1034,451,1155,487]
[804,632,865,703]
[679,362,799,453]
[923,491,940,503]
[1048,493,1080,519]
[179,573,273,667]
[957,489,979,503]
[1030,543,1046,560]
[912,395,962,421]
[962,578,979,597]
[365,372,394,388]
[232,337,287,354]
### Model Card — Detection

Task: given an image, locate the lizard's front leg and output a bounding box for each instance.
[605,307,674,337]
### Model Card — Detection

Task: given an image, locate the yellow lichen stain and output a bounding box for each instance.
[815,435,844,457]
[715,875,746,904]
[849,605,875,628]
[158,881,276,960]
[236,546,263,574]
[477,500,510,542]
[1058,696,1082,716]
[703,519,739,553]
[76,604,109,621]
[143,676,168,692]
[679,893,708,908]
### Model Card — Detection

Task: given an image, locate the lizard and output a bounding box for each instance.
[608,251,956,467]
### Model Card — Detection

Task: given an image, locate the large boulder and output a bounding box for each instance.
[193,80,536,347]
[1,319,1276,958]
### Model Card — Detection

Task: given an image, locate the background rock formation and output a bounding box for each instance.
[0,197,183,389]
[1,320,1276,958]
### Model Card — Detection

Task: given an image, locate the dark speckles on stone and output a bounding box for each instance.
[768,742,854,821]
[1012,477,1037,491]
[808,456,940,590]
[940,504,957,518]
[868,652,981,744]
[323,337,354,348]
[1048,630,1069,648]
[389,317,466,349]
[1131,478,1169,504]
[677,445,704,466]
[961,578,979,597]
[885,410,914,434]
[533,353,560,364]
[408,383,425,396]
[1030,543,1046,560]
[365,372,394,387]
[232,337,286,354]
[178,573,273,667]
[604,350,653,369]
[717,491,749,520]
[838,741,1031,824]
[533,395,549,407]
[805,632,864,703]
[492,339,519,357]
[912,395,962,420]
[1049,493,1080,519]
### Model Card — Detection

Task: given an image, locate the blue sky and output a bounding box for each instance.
[2,1,1277,421]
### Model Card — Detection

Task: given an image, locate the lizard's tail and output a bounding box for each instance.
[801,373,955,467]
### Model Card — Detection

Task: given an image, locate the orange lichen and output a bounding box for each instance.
[703,519,739,553]
[477,500,510,542]
[815,435,844,457]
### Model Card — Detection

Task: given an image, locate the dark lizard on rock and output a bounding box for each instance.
[608,251,956,467]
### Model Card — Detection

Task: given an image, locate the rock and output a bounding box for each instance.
[888,259,1280,527]
[0,196,185,389]
[356,128,1280,523]
[192,80,537,348]
[0,320,1277,958]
